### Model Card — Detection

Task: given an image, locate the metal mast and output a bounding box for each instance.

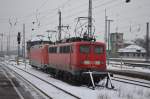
[22,24,25,58]
[105,9,108,44]
[146,22,149,61]
[0,33,3,56]
[88,0,92,37]
[58,10,62,41]
[57,10,69,41]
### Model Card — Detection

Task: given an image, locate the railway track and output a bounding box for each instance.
[112,76,150,88]
[109,60,150,68]
[2,63,81,99]
[2,65,53,99]
[0,65,25,99]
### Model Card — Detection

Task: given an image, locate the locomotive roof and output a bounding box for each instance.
[49,41,105,46]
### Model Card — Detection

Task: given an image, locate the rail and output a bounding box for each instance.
[3,63,81,99]
[112,76,150,88]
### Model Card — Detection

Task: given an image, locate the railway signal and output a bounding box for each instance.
[125,0,130,3]
[17,32,21,44]
[17,32,21,65]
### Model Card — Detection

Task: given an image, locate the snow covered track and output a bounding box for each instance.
[2,63,81,99]
[112,76,150,88]
[0,65,25,99]
[109,69,150,80]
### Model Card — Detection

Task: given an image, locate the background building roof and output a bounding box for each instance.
[118,44,146,53]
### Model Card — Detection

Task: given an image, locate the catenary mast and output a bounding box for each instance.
[88,0,92,38]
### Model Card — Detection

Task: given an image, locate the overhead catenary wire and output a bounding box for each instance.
[32,0,120,35]
[35,0,120,38]
[17,0,114,24]
[37,0,49,10]
[37,0,121,29]
[19,0,73,22]
[22,0,120,33]
[3,0,148,42]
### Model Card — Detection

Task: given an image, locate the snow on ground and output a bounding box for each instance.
[107,61,150,74]
[1,58,150,99]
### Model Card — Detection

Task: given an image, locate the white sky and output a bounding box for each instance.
[0,0,150,50]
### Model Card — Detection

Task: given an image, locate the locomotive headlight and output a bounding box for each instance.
[83,60,90,65]
[95,61,101,65]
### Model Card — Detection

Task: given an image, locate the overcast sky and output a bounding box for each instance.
[0,0,150,50]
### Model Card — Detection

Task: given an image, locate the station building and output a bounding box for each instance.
[118,44,146,58]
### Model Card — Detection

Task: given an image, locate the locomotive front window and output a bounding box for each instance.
[95,46,103,54]
[80,45,90,53]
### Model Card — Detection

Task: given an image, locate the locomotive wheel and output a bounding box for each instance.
[57,71,63,80]
[70,75,82,86]
[68,73,73,83]
[63,72,68,82]
[61,72,81,86]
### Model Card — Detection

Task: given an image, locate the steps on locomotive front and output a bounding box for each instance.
[82,71,114,90]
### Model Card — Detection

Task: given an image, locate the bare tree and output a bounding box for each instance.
[134,36,150,55]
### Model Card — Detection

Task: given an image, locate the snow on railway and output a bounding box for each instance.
[1,59,150,99]
[108,61,150,74]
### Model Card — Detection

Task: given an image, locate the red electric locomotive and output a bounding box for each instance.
[49,42,106,71]
[30,44,49,69]
[27,38,107,85]
[47,40,106,84]
[26,0,115,88]
[27,40,52,69]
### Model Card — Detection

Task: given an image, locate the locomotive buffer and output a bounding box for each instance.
[82,71,114,90]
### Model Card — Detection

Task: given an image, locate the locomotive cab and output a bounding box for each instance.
[73,42,106,74]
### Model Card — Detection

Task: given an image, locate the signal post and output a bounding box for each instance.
[17,32,21,65]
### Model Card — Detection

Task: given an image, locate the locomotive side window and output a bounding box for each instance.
[80,45,90,53]
[59,46,71,53]
[60,47,63,53]
[49,47,57,53]
[94,46,103,54]
[65,46,70,53]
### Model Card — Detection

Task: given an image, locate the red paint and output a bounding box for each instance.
[29,41,106,73]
